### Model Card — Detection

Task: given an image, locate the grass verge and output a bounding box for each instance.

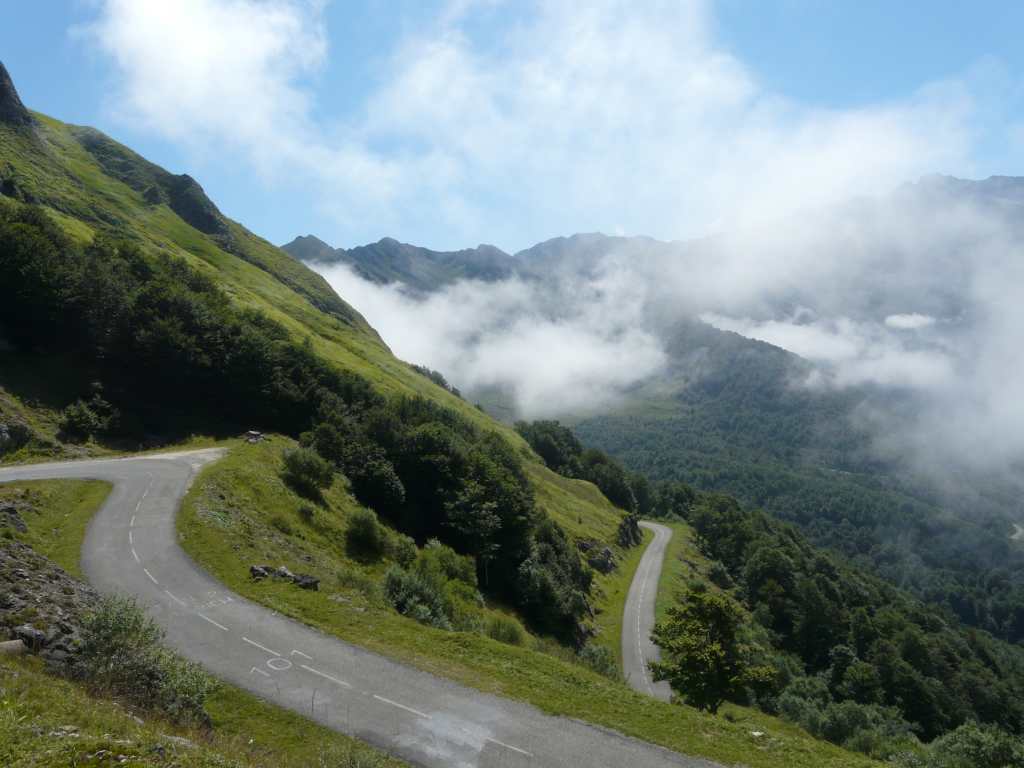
[0,653,405,768]
[0,479,112,576]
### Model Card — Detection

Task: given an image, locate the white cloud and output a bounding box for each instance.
[80,0,979,250]
[885,313,937,330]
[317,262,666,417]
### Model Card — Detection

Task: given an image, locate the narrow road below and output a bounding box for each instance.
[0,453,716,768]
[622,521,673,702]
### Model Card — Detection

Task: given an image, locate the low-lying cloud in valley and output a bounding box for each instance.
[315,180,1024,481]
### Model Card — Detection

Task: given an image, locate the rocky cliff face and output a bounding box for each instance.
[0,61,32,127]
[0,532,99,668]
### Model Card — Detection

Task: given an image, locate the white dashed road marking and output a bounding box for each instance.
[197,612,229,632]
[299,664,352,688]
[143,568,158,585]
[486,738,533,757]
[243,636,281,656]
[164,590,187,607]
[131,548,140,563]
[128,530,134,545]
[373,694,431,719]
[130,515,136,527]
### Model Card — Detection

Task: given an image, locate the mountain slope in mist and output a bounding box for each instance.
[283,234,513,293]
[292,178,1024,642]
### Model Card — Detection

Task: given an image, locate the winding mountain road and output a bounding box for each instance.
[0,452,715,768]
[622,521,673,702]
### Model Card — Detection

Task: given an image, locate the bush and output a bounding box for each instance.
[485,614,526,646]
[415,538,477,587]
[383,564,452,630]
[578,643,620,680]
[281,446,334,498]
[389,533,418,568]
[58,385,119,442]
[72,595,216,724]
[346,508,388,560]
[923,721,1024,768]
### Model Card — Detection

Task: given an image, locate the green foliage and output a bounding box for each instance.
[914,721,1024,768]
[574,319,1024,648]
[515,419,643,513]
[0,202,381,440]
[58,386,118,442]
[652,589,774,714]
[389,532,418,568]
[516,518,594,644]
[73,595,217,724]
[383,564,453,630]
[281,446,334,499]
[485,614,527,646]
[345,507,388,560]
[675,487,1024,750]
[411,364,462,399]
[578,643,621,680]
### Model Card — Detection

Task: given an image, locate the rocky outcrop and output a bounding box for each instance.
[250,564,319,590]
[0,419,31,456]
[617,512,643,548]
[577,539,617,574]
[1,499,28,532]
[0,541,99,667]
[0,61,32,128]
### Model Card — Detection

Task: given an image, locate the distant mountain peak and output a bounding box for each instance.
[0,61,32,127]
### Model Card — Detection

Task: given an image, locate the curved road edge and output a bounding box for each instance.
[622,521,673,702]
[0,452,717,768]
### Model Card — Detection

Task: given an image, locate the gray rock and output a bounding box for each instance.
[586,547,617,574]
[292,574,319,591]
[249,565,271,580]
[15,624,46,650]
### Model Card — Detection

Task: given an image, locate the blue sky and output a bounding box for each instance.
[3,1,1024,251]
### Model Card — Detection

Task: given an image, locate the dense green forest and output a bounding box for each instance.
[518,418,1024,760]
[0,200,593,643]
[575,320,1024,644]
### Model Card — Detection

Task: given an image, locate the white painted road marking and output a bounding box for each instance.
[198,612,229,632]
[373,694,431,719]
[251,666,270,678]
[486,738,533,757]
[131,548,140,563]
[130,515,136,527]
[243,636,281,657]
[300,664,351,688]
[164,590,187,607]
[143,568,158,585]
[128,530,134,545]
[267,657,292,671]
[636,556,654,695]
[291,649,312,660]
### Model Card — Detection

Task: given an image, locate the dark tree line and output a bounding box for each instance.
[0,201,592,643]
[665,488,1024,756]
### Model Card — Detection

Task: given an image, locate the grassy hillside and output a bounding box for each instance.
[0,111,518,444]
[176,438,878,768]
[0,75,884,766]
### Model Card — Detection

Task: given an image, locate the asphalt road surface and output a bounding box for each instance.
[622,521,673,702]
[0,452,718,768]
